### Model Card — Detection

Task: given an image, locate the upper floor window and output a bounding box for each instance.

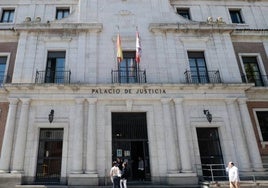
[176,8,191,20]
[229,9,244,23]
[119,51,138,83]
[187,52,209,83]
[45,51,66,83]
[241,56,264,86]
[1,9,15,23]
[0,56,7,84]
[56,8,70,20]
[255,111,268,142]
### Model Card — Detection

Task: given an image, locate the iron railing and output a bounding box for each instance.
[196,163,268,182]
[241,74,268,87]
[35,70,71,84]
[111,69,146,84]
[184,70,222,84]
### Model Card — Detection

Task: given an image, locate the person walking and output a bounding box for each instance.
[137,156,145,181]
[120,162,129,188]
[110,161,121,188]
[226,161,240,188]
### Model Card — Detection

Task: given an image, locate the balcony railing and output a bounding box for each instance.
[184,70,222,84]
[111,69,146,84]
[35,70,71,84]
[241,74,268,87]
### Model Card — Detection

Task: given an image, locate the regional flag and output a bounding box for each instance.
[135,31,142,63]
[117,33,123,63]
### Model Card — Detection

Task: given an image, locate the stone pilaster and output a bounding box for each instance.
[161,98,179,173]
[71,98,85,174]
[12,98,31,173]
[0,98,19,173]
[173,98,192,173]
[225,98,251,171]
[237,98,264,171]
[85,98,98,174]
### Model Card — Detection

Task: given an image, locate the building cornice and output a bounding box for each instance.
[232,29,268,36]
[4,22,104,33]
[149,22,236,34]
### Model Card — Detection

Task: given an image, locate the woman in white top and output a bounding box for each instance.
[110,161,121,188]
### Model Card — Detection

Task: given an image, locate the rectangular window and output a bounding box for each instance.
[229,9,244,23]
[177,8,191,20]
[256,111,268,142]
[1,9,15,23]
[56,8,70,20]
[187,52,209,83]
[119,51,138,83]
[0,56,7,84]
[45,51,66,83]
[242,56,263,86]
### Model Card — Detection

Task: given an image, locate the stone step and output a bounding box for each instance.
[15,184,200,188]
[15,181,268,188]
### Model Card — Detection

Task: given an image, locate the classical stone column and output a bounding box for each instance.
[11,98,31,173]
[0,98,19,173]
[71,98,84,174]
[173,98,192,173]
[161,98,179,173]
[225,98,251,171]
[237,98,264,171]
[85,98,97,174]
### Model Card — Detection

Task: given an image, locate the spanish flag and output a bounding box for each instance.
[117,33,123,63]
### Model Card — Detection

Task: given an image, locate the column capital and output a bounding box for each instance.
[225,97,237,105]
[20,98,31,105]
[173,98,184,104]
[87,98,97,104]
[161,98,172,104]
[8,98,19,105]
[237,97,248,105]
[75,98,85,104]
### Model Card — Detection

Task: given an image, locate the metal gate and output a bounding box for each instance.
[35,129,63,184]
[112,112,151,181]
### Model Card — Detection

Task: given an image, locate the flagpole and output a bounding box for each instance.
[136,26,140,83]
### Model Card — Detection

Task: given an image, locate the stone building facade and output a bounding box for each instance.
[0,0,267,187]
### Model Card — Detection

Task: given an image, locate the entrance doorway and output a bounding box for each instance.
[35,129,63,184]
[196,128,226,181]
[112,112,150,181]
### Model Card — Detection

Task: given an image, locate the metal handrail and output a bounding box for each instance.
[195,163,268,183]
[241,74,268,87]
[35,70,71,84]
[184,70,222,84]
[111,69,146,84]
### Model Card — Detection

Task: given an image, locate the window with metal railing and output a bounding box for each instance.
[112,51,146,84]
[241,56,265,86]
[35,51,71,84]
[185,51,222,84]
